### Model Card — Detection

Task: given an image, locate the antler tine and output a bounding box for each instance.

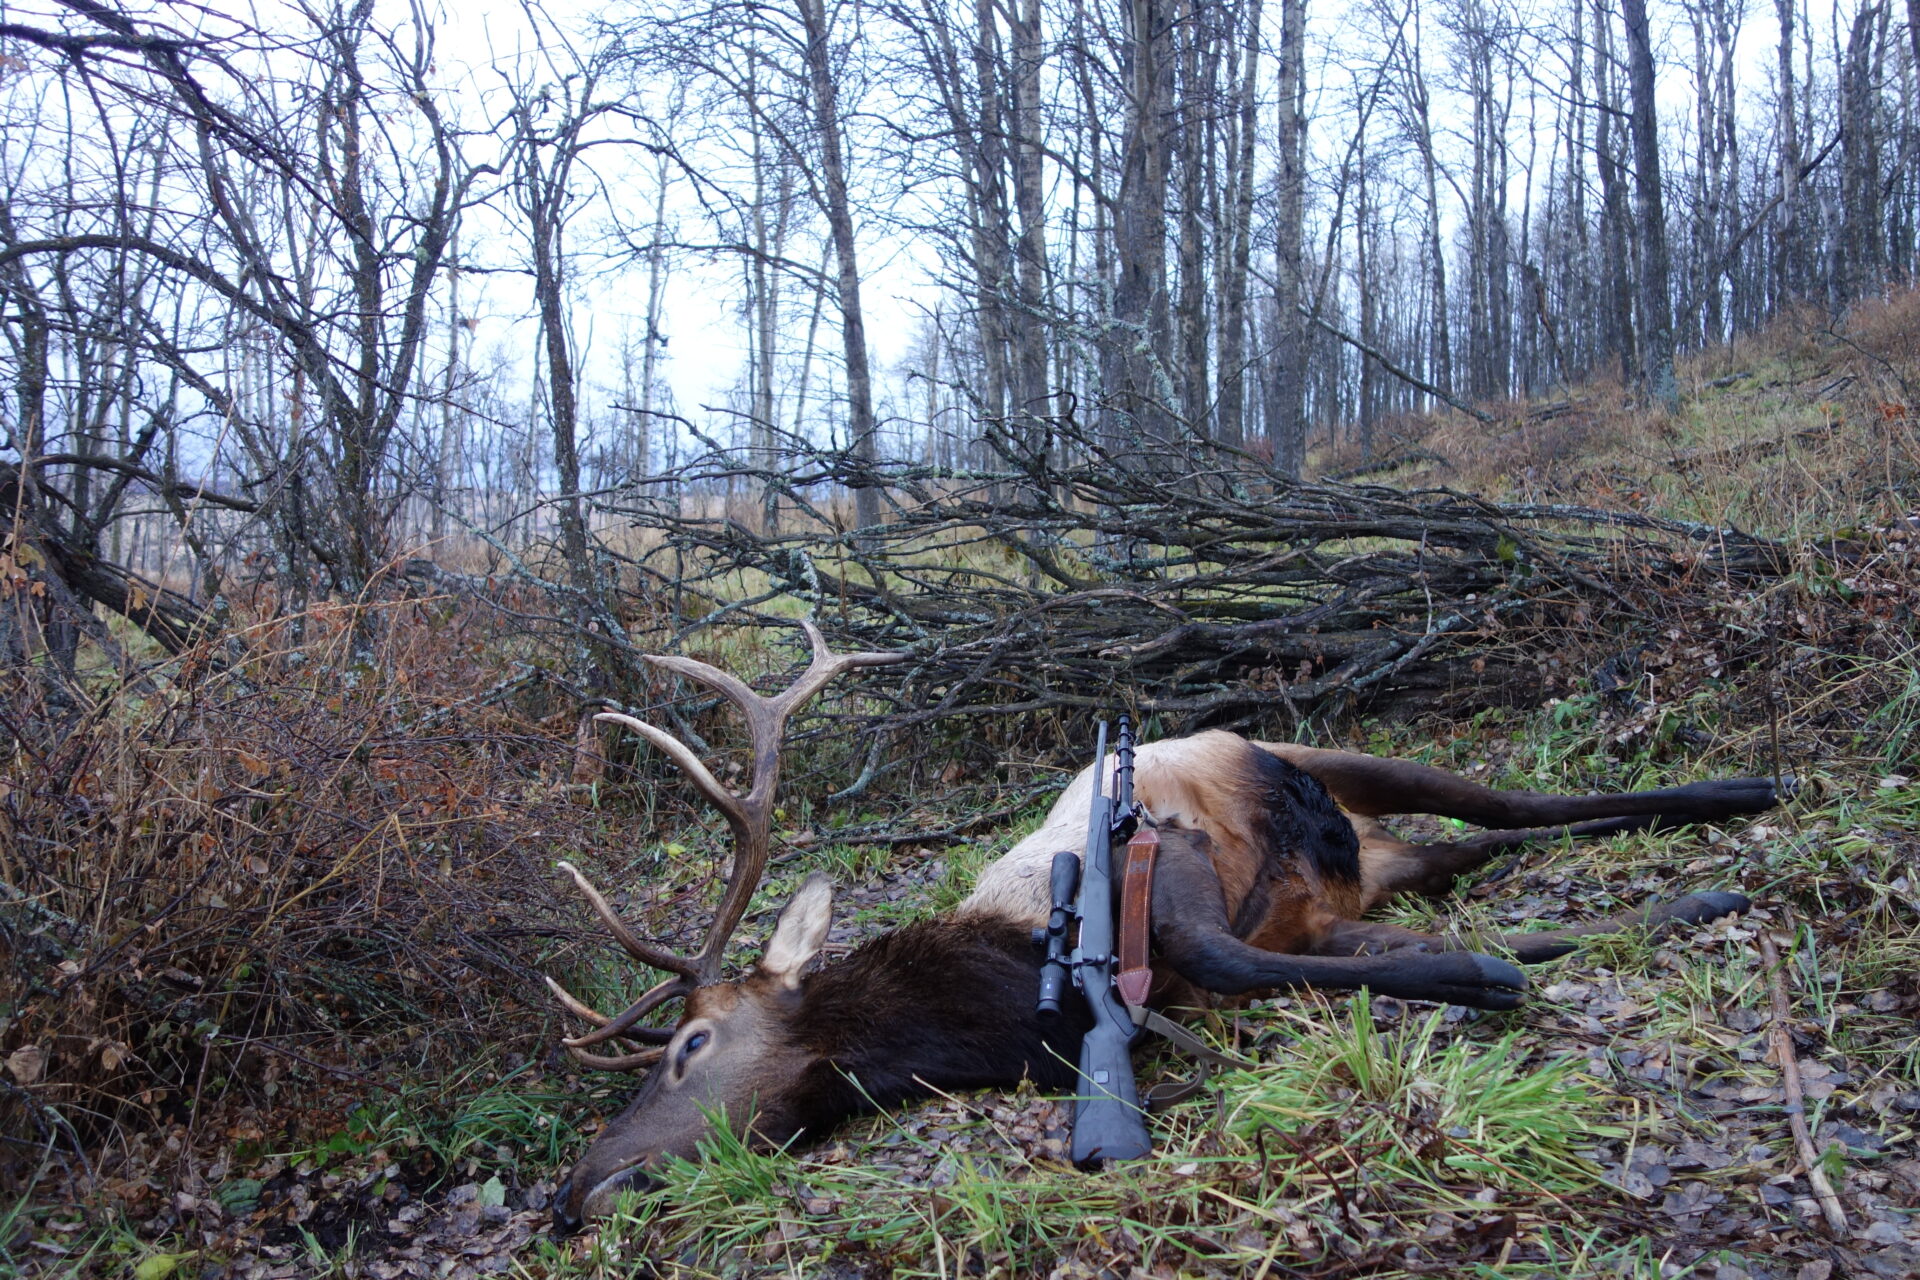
[545,974,616,1026]
[545,972,681,1048]
[545,975,673,1071]
[545,865,689,1067]
[557,861,701,980]
[593,712,746,826]
[769,619,911,722]
[566,1044,666,1071]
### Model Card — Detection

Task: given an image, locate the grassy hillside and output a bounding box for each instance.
[1322,292,1919,540]
[5,298,1916,1279]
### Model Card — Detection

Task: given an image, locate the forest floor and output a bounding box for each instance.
[5,297,1918,1279]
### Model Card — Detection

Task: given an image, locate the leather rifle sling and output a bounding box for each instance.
[1115,825,1159,1010]
[1113,822,1257,1110]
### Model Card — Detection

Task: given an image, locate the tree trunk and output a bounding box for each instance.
[1103,0,1174,449]
[1214,0,1261,446]
[1620,0,1677,411]
[1774,0,1804,303]
[798,0,882,539]
[1268,0,1308,477]
[747,68,792,533]
[1356,127,1377,459]
[1404,13,1451,404]
[1593,0,1636,384]
[1836,2,1887,305]
[1559,0,1590,376]
[1008,0,1053,458]
[1174,0,1216,432]
[433,233,461,544]
[637,156,670,480]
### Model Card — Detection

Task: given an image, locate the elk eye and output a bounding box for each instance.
[675,1030,710,1074]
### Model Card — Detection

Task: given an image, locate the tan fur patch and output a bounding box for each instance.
[961,732,1287,927]
[761,873,833,987]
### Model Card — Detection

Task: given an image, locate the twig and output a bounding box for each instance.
[787,782,1066,849]
[1759,930,1848,1235]
[1299,305,1495,423]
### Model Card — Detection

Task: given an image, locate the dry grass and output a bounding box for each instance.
[0,595,606,1193]
[1314,290,1920,544]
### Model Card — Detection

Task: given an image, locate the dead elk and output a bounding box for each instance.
[548,633,1777,1231]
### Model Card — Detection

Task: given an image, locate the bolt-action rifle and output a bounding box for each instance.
[1035,716,1152,1167]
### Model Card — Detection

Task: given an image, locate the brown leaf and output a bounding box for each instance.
[5,1045,46,1085]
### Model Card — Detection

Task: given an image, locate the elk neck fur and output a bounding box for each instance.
[779,915,1094,1132]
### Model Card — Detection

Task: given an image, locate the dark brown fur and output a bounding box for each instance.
[778,918,1092,1141]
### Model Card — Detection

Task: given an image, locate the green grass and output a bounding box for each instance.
[1221,995,1622,1195]
[518,996,1628,1277]
[262,1060,584,1186]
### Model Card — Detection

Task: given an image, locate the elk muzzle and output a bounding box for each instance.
[552,1162,660,1236]
[549,1032,741,1233]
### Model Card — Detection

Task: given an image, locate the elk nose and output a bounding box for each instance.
[553,1165,663,1234]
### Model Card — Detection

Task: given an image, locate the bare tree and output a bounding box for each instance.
[1836,2,1890,304]
[796,0,883,537]
[502,26,626,665]
[1620,0,1678,410]
[2,0,472,631]
[1214,0,1264,445]
[1269,0,1309,476]
[1103,0,1175,449]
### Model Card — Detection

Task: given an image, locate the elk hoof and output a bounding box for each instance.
[1416,952,1527,1011]
[1465,954,1528,1010]
[1718,776,1793,812]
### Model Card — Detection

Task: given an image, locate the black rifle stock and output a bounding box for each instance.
[1034,718,1152,1167]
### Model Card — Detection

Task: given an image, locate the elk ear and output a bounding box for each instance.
[759,872,833,988]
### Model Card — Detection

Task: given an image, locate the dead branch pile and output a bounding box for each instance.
[589,423,1796,744]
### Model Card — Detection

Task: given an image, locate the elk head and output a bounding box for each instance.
[547,622,903,1232]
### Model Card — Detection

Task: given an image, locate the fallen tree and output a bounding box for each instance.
[578,420,1798,751]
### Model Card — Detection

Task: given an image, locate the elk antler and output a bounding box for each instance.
[548,620,906,1069]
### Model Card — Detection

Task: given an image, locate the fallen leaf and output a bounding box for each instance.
[134,1252,188,1280]
[6,1045,46,1085]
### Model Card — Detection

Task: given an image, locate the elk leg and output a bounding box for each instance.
[1150,831,1528,1011]
[1313,890,1750,964]
[1356,813,1675,906]
[1260,743,1786,826]
[1484,890,1750,961]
